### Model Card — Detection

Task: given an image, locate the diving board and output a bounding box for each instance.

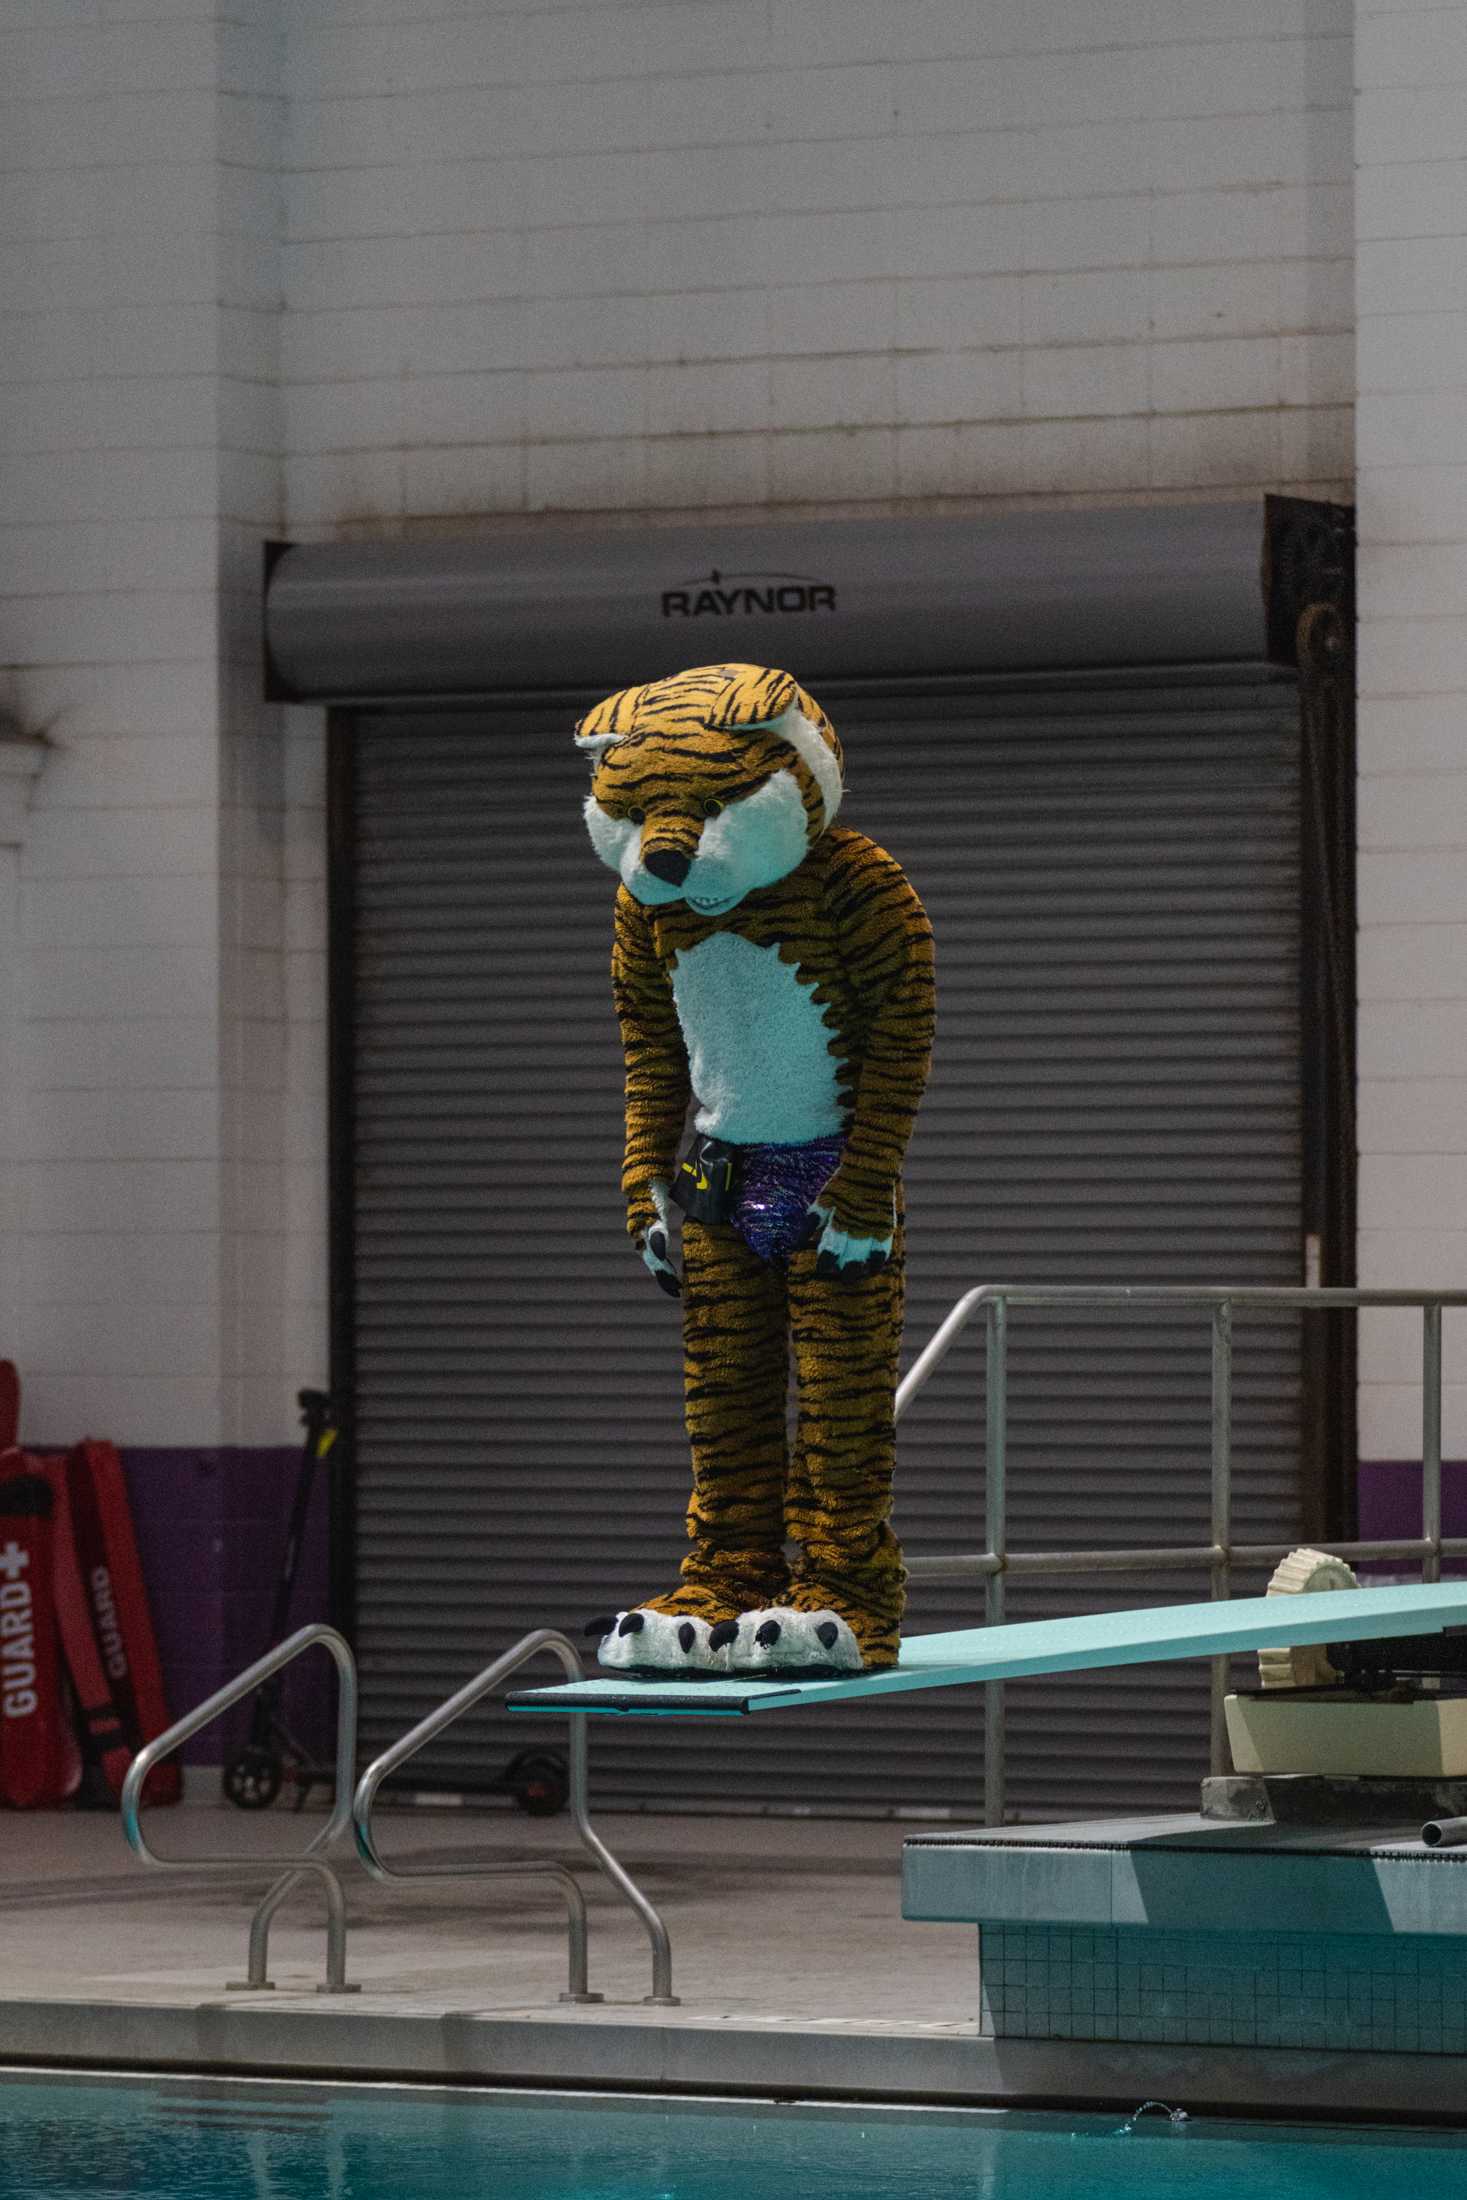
[505,1583,1467,1719]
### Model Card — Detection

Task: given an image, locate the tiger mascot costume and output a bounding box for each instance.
[575,662,934,1678]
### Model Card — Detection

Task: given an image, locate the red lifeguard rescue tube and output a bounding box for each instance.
[0,1462,78,1809]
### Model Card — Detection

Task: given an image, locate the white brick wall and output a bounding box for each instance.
[0,742,47,1376]
[280,0,1354,533]
[0,4,296,1448]
[1355,0,1467,1463]
[3,110,227,1443]
[11,0,1458,1485]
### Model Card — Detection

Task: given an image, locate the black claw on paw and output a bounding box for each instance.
[815,1252,838,1280]
[816,1621,840,1648]
[677,1622,697,1652]
[649,1230,667,1260]
[618,1611,646,1637]
[708,1620,739,1650]
[585,1614,618,1639]
[655,1270,682,1298]
[755,1619,782,1647]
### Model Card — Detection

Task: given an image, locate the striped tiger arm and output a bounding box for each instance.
[820,835,936,1239]
[610,886,692,1243]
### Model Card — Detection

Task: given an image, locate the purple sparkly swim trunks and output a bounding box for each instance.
[732,1135,846,1264]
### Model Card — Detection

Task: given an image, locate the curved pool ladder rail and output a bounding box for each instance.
[353,1627,677,2006]
[120,1621,359,1993]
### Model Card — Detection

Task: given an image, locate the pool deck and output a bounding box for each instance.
[0,1801,1462,2121]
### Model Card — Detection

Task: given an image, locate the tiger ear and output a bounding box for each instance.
[574,728,624,766]
[575,681,645,761]
[772,700,843,829]
[708,666,844,829]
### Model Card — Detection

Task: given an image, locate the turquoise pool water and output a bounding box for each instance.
[0,2073,1461,2200]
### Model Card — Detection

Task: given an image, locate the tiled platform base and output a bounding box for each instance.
[979,1920,1467,2054]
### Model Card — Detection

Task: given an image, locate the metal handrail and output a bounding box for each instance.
[353,1627,677,2006]
[893,1285,1467,1827]
[121,1622,359,1993]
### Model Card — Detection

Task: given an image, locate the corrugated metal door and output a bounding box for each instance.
[344,665,1303,1817]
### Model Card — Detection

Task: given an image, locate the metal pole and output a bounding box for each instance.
[1209,1300,1233,1777]
[907,1535,1450,1583]
[119,1624,360,1994]
[892,1285,1467,1428]
[566,1713,677,2006]
[891,1285,1467,1818]
[351,1648,599,2004]
[244,1858,352,1993]
[351,1627,676,2007]
[245,1627,362,1992]
[895,1287,990,1421]
[1424,1302,1443,1585]
[984,1295,1008,1829]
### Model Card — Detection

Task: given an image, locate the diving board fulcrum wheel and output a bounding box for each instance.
[1257,1547,1360,1690]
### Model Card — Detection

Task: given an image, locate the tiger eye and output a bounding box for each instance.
[626,806,645,824]
[701,799,723,818]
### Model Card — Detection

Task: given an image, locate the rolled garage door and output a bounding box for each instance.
[343,662,1303,1817]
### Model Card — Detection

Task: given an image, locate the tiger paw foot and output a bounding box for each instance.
[585,1608,732,1677]
[727,1607,866,1677]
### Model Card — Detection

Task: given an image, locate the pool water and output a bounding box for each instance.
[0,2073,1461,2200]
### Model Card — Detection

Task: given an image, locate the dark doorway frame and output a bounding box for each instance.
[1264,493,1358,1543]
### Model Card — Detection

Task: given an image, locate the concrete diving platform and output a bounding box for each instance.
[903,1786,1467,2058]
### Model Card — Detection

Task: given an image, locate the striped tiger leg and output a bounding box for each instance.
[783,1233,907,1668]
[640,1218,792,1624]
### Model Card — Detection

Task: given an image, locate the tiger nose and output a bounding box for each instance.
[643,846,692,886]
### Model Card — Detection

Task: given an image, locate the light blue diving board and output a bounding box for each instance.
[504,1583,1467,1719]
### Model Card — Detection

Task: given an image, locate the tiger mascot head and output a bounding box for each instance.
[575,662,843,917]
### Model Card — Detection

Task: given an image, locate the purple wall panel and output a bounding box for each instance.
[113,1445,332,1770]
[1358,1459,1467,1574]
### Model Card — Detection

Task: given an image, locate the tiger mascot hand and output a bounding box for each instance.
[797,1186,896,1282]
[629,1178,680,1299]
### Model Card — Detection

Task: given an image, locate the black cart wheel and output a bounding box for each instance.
[505,1749,568,1818]
[224,1745,284,1810]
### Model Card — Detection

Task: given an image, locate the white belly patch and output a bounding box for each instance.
[670,931,845,1144]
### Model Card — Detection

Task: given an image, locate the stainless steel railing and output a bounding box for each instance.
[352,1627,678,2006]
[120,1622,359,1992]
[893,1285,1467,1827]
